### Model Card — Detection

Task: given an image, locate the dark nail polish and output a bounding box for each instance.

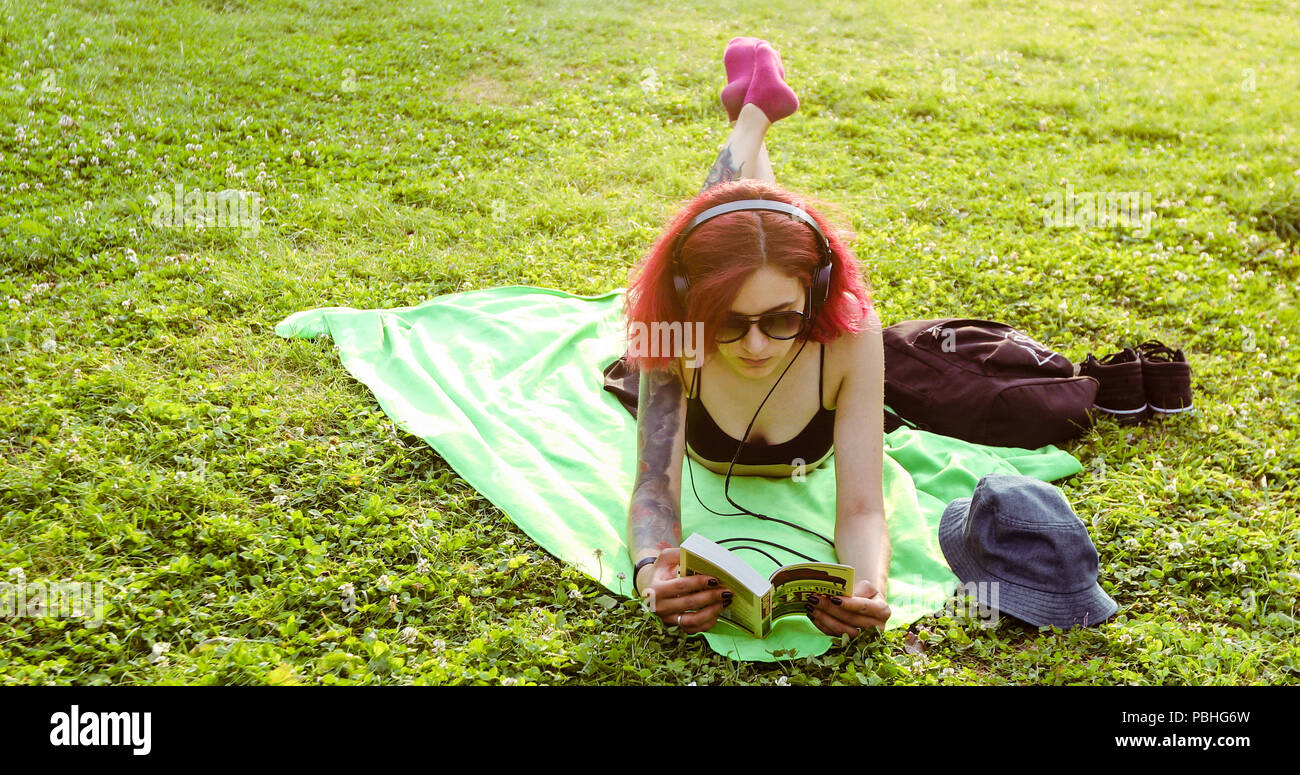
[830,597,842,606]
[721,590,733,600]
[707,578,719,587]
[723,598,732,608]
[807,594,820,605]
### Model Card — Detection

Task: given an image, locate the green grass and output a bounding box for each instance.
[1,0,1297,685]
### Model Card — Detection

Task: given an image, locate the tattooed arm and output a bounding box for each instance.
[628,365,686,569]
[627,362,731,634]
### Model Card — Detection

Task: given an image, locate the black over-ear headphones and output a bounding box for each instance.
[670,199,834,324]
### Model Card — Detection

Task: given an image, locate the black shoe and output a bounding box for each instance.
[1135,340,1193,417]
[1077,347,1149,425]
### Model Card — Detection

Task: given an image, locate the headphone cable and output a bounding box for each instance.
[681,329,836,550]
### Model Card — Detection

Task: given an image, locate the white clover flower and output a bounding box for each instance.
[400,626,418,644]
[1230,560,1246,574]
[339,582,357,613]
[775,676,789,686]
[7,298,18,310]
[501,677,518,686]
[1117,632,1133,645]
[567,588,583,600]
[430,639,446,651]
[147,642,171,664]
[1169,541,1185,556]
[7,567,25,582]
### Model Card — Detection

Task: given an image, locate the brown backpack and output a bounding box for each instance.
[883,318,1098,449]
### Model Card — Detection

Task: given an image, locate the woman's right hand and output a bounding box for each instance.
[637,548,732,635]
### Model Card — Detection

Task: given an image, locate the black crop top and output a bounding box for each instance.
[685,343,836,467]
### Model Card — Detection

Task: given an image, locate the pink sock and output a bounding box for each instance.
[720,37,760,123]
[744,41,798,123]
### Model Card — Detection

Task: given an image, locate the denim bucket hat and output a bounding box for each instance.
[939,474,1118,628]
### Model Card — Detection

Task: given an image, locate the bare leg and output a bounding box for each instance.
[755,142,775,183]
[724,117,776,182]
[701,104,776,192]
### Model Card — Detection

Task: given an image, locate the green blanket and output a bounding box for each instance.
[274,286,1082,662]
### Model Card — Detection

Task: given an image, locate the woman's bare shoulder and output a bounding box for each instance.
[824,303,883,409]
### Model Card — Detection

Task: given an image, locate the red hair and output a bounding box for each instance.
[624,179,874,372]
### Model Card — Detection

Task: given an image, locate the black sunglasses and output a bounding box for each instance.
[715,310,808,343]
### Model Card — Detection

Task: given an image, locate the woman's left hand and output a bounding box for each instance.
[805,579,891,638]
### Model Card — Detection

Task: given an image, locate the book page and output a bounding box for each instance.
[768,563,854,622]
[679,534,772,638]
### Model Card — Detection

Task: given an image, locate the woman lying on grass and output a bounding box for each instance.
[623,37,890,639]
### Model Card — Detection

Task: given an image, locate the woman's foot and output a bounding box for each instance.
[720,36,761,123]
[743,41,798,123]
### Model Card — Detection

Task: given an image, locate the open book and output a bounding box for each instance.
[678,533,854,638]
